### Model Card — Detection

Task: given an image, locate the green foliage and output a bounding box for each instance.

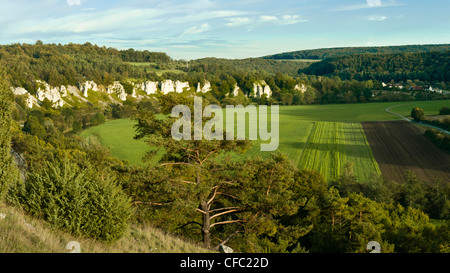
[262,44,450,60]
[302,51,450,85]
[411,107,425,121]
[425,129,450,153]
[439,106,450,115]
[0,70,19,200]
[8,157,133,242]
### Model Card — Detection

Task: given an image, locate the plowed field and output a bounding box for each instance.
[362,121,450,183]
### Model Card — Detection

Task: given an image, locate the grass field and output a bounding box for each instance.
[127,62,185,76]
[82,101,443,181]
[80,100,448,181]
[383,99,450,117]
[80,119,153,166]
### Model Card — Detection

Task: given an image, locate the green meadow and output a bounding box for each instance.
[81,100,449,182]
[80,118,151,166]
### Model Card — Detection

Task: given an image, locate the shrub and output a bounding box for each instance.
[411,107,425,121]
[439,107,450,115]
[425,129,450,153]
[8,157,134,242]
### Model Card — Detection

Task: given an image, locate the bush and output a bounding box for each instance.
[411,107,425,121]
[8,157,134,242]
[439,107,450,115]
[425,129,450,153]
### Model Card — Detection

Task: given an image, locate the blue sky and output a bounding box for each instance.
[0,0,449,59]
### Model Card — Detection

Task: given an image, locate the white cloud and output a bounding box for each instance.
[260,15,277,22]
[13,8,162,34]
[332,1,400,12]
[368,15,387,21]
[226,17,251,26]
[182,23,210,36]
[66,0,81,6]
[278,15,306,25]
[367,0,382,7]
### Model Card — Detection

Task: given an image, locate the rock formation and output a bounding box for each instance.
[232,84,241,97]
[253,81,272,98]
[294,83,307,93]
[107,81,127,101]
[10,87,39,108]
[136,81,158,95]
[78,81,98,97]
[196,80,211,93]
[160,80,175,94]
[35,80,65,108]
[175,81,190,93]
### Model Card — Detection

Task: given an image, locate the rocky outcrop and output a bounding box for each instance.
[136,81,158,95]
[10,87,39,108]
[107,81,127,101]
[294,83,307,93]
[78,81,98,97]
[175,81,190,93]
[35,80,65,108]
[196,80,211,93]
[160,80,175,94]
[253,81,272,98]
[219,244,234,253]
[232,84,241,97]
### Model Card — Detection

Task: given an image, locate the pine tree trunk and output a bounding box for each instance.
[201,201,211,248]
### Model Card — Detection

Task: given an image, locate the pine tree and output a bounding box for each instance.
[0,70,19,200]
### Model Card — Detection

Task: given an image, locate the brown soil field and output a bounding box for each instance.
[362,121,450,183]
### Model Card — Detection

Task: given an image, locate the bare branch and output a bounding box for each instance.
[209,207,242,213]
[214,228,242,250]
[207,187,220,206]
[175,221,202,230]
[200,150,217,165]
[196,208,207,214]
[210,219,243,228]
[210,209,242,220]
[169,178,197,185]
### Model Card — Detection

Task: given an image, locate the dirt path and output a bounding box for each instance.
[385,104,450,135]
[362,121,450,183]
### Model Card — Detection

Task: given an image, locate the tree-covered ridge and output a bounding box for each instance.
[301,51,450,84]
[184,57,311,77]
[0,42,171,94]
[261,44,450,60]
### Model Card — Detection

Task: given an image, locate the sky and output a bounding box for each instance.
[0,0,449,60]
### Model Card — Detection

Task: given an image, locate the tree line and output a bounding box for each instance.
[301,51,450,86]
[262,44,450,60]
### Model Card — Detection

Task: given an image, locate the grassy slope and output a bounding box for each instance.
[80,119,155,166]
[0,203,212,253]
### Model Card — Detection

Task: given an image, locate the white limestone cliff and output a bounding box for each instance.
[107,81,127,101]
[78,81,98,97]
[160,80,175,94]
[136,81,158,95]
[175,81,190,93]
[232,84,241,97]
[294,83,307,93]
[35,80,65,108]
[196,80,211,93]
[253,81,272,98]
[10,87,39,108]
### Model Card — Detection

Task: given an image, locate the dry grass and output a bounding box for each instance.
[0,203,213,253]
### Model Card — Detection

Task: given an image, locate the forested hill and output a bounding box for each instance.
[0,42,171,92]
[261,44,450,60]
[300,50,450,84]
